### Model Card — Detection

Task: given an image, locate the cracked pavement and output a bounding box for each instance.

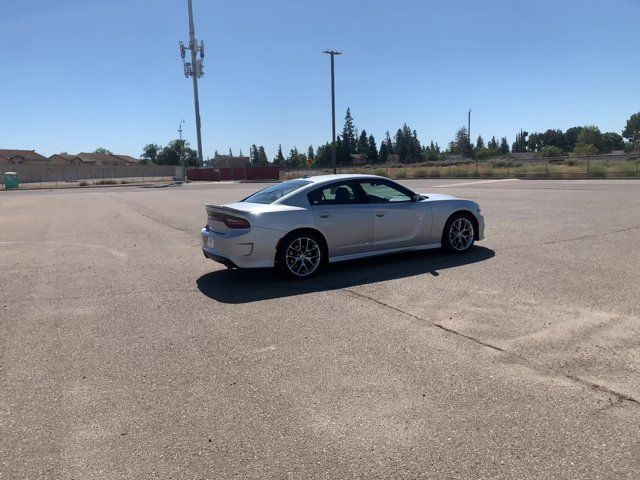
[1,178,639,479]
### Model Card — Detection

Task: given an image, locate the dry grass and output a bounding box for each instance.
[280,158,639,180]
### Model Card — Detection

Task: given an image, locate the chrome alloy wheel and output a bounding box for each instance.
[448,217,475,251]
[285,237,321,277]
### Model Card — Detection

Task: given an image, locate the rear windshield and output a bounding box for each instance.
[243,179,312,204]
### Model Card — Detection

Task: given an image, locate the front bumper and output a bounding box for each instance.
[201,226,283,269]
[477,213,485,240]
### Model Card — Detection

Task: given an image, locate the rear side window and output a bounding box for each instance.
[308,182,362,205]
[243,179,312,204]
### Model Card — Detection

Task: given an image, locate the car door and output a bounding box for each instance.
[357,179,431,250]
[308,181,374,258]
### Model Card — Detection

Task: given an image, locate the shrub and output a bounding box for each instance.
[489,159,508,168]
[588,163,607,178]
[372,168,386,176]
[537,145,564,158]
[79,181,88,187]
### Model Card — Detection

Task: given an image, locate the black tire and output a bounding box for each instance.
[276,232,324,279]
[442,213,476,253]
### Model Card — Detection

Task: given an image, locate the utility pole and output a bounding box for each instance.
[179,0,204,167]
[323,50,342,174]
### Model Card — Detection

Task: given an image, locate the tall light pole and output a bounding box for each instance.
[323,50,342,174]
[180,0,204,167]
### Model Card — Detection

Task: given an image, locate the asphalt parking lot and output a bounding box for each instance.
[1,178,639,479]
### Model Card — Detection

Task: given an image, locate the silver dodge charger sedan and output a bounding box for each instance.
[201,174,484,279]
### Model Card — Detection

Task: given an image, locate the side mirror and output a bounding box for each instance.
[412,193,422,202]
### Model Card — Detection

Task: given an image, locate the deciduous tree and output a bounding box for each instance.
[141,144,161,164]
[622,112,640,144]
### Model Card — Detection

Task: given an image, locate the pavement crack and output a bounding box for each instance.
[337,286,640,409]
[108,195,192,233]
[497,224,640,251]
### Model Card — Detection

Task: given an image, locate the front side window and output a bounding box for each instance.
[358,180,413,203]
[308,182,362,205]
[243,179,312,204]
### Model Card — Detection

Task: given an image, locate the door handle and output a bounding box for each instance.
[375,212,385,217]
[319,213,330,218]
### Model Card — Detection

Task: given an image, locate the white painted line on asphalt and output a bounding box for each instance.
[432,178,520,188]
[255,346,277,354]
[187,181,238,185]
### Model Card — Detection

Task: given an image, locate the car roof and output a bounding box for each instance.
[302,174,385,184]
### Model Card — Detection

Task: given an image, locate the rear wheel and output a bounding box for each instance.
[277,233,323,279]
[442,213,475,253]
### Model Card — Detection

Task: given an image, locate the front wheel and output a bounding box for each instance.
[277,233,324,279]
[442,214,475,253]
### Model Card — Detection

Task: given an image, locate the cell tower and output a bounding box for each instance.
[179,0,204,167]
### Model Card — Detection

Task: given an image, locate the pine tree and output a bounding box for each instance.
[357,130,368,155]
[341,108,357,154]
[286,147,302,168]
[250,144,258,164]
[307,145,315,161]
[239,148,243,157]
[366,135,378,160]
[452,127,470,156]
[228,148,233,157]
[384,131,395,155]
[512,130,528,153]
[500,137,510,155]
[395,128,407,161]
[476,135,485,149]
[257,146,268,165]
[411,129,422,160]
[274,144,285,165]
[379,141,388,163]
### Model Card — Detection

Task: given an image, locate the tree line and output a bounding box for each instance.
[140,111,640,166]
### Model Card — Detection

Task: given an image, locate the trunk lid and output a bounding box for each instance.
[204,202,302,233]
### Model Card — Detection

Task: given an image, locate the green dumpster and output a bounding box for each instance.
[3,172,19,189]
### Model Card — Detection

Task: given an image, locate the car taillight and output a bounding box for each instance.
[224,215,250,229]
[207,212,250,229]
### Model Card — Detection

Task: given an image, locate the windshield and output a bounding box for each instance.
[243,179,312,204]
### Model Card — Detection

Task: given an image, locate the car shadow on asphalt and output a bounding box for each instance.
[196,246,495,304]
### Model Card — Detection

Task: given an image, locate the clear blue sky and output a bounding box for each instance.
[1,0,638,159]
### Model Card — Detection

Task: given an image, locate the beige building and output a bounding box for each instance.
[48,154,82,165]
[74,153,140,165]
[0,149,49,165]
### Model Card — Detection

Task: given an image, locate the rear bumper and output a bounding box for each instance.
[201,226,282,269]
[202,249,239,268]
